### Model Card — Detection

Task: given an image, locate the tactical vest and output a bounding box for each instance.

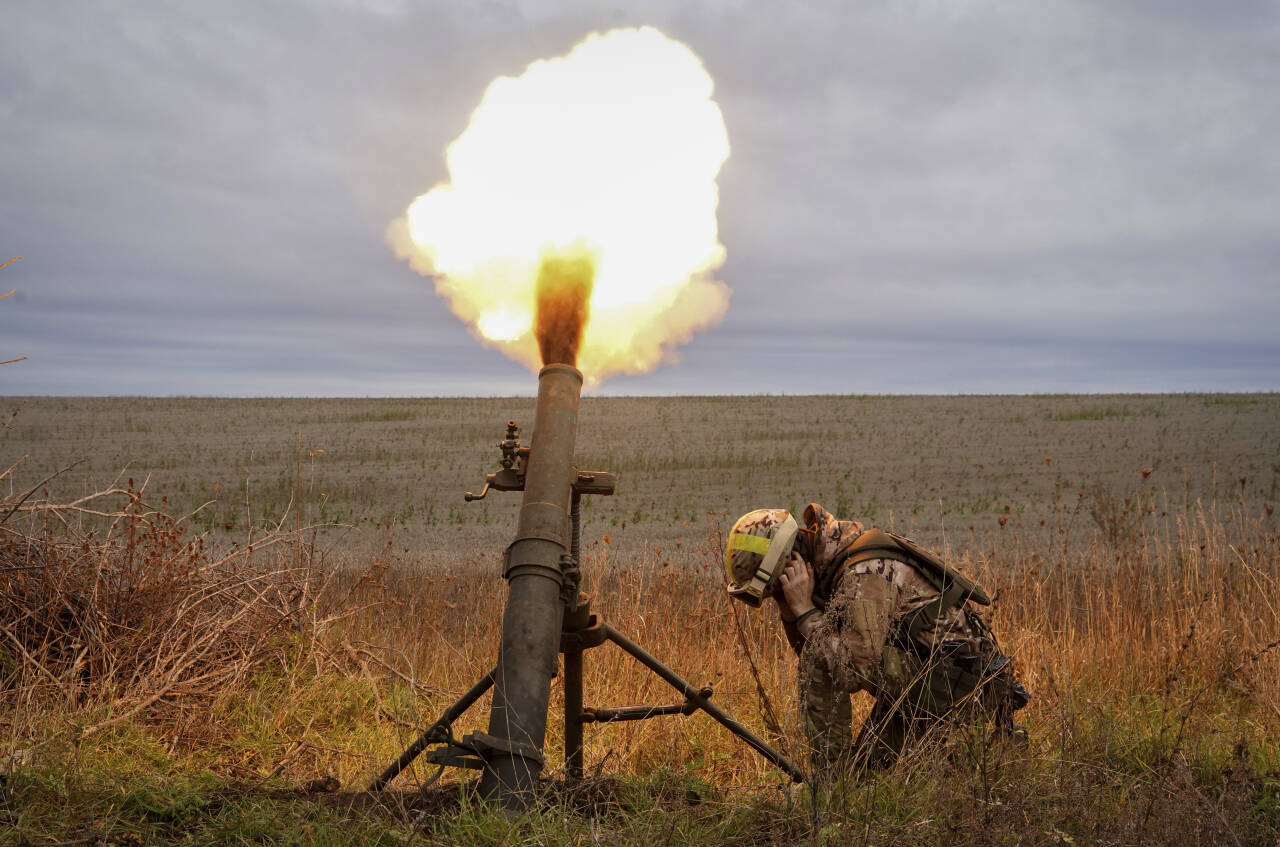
[812,528,991,647]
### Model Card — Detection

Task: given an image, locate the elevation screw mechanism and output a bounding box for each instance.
[500,421,521,469]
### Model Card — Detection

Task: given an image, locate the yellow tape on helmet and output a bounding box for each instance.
[729,533,772,556]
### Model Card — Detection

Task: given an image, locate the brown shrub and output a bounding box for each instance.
[0,482,329,737]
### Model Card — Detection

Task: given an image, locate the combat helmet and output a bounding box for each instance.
[725,509,798,607]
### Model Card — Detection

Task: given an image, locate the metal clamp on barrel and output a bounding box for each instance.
[560,617,607,652]
[572,470,616,496]
[503,534,567,584]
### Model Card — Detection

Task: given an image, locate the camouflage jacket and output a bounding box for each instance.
[786,503,982,697]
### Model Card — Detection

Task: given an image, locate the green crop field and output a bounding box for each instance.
[2,393,1278,845]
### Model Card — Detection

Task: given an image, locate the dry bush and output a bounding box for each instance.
[0,476,331,738]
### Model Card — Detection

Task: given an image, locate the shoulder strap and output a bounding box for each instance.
[815,529,991,622]
[885,531,990,607]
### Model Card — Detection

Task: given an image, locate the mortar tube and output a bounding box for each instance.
[479,363,582,808]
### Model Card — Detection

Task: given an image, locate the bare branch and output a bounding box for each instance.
[0,459,87,526]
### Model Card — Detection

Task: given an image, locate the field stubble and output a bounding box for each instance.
[4,393,1277,559]
[0,393,1277,844]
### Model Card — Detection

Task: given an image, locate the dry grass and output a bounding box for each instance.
[0,395,1277,844]
[0,477,341,744]
[328,492,1279,785]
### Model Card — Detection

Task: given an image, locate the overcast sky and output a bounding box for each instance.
[2,1,1277,396]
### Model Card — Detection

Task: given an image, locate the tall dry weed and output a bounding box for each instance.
[324,493,1278,790]
[0,478,333,740]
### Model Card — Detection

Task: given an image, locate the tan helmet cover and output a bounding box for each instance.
[725,509,798,607]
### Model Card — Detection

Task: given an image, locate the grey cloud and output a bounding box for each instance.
[1,0,1277,395]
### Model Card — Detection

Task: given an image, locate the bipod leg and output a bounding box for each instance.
[564,648,584,782]
[561,595,593,784]
[369,667,497,791]
[602,623,806,784]
[563,494,586,783]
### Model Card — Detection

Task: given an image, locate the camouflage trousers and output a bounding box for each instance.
[803,637,1021,776]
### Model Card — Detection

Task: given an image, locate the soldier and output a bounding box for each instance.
[725,503,1028,776]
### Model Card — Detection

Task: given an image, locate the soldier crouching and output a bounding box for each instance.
[726,503,1029,778]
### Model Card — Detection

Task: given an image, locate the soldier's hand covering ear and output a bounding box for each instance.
[777,553,815,618]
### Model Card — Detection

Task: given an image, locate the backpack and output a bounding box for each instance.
[813,528,991,646]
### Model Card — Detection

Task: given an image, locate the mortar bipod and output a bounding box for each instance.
[371,420,805,792]
[368,665,547,792]
[368,669,496,791]
[370,598,806,792]
[559,596,806,785]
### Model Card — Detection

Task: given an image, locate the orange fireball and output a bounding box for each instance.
[388,27,731,386]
